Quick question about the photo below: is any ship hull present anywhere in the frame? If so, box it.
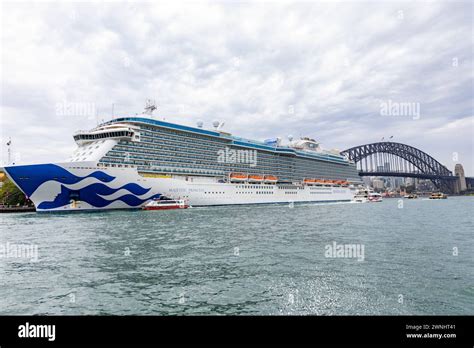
[3,162,356,212]
[2,162,162,212]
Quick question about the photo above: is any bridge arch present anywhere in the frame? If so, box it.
[340,142,456,192]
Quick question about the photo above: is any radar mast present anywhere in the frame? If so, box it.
[143,99,157,115]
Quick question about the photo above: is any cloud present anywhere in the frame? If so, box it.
[1,1,472,175]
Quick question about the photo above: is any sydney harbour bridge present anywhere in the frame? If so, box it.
[340,142,460,193]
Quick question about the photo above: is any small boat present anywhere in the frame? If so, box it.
[303,178,316,184]
[368,192,382,202]
[352,188,382,203]
[404,194,418,199]
[352,188,369,203]
[429,192,447,199]
[143,196,189,210]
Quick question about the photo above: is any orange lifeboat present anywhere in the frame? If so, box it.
[248,174,264,182]
[304,178,316,184]
[229,172,248,181]
[314,179,324,184]
[264,175,278,183]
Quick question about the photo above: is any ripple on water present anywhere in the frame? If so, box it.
[0,197,473,315]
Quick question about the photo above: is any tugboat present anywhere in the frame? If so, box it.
[429,192,447,199]
[142,196,189,210]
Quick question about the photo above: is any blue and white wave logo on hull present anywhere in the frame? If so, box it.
[5,163,161,210]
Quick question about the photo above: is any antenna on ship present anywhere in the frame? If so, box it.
[144,99,157,115]
[6,137,11,165]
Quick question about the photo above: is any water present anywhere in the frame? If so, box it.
[1,197,473,315]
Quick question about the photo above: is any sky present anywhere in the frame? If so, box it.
[1,0,473,175]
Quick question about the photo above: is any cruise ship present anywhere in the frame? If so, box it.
[3,103,362,211]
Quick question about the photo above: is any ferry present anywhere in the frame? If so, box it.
[352,188,383,203]
[2,101,362,211]
[429,192,447,199]
[352,188,369,203]
[404,194,418,199]
[143,197,189,210]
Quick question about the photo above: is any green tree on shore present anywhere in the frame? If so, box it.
[0,174,30,206]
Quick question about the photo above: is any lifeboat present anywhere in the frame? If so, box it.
[304,178,316,184]
[248,174,264,182]
[229,172,248,181]
[322,179,334,185]
[264,175,278,183]
[314,179,325,184]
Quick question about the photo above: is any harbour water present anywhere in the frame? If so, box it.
[0,197,472,315]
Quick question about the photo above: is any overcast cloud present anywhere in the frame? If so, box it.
[1,1,473,174]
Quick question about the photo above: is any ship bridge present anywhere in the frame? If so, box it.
[73,123,141,145]
[68,124,141,163]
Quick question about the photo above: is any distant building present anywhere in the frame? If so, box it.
[372,178,385,190]
[394,177,405,188]
[454,164,467,192]
[362,177,372,186]
[416,179,435,192]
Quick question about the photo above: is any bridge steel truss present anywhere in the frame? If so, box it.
[340,142,457,193]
